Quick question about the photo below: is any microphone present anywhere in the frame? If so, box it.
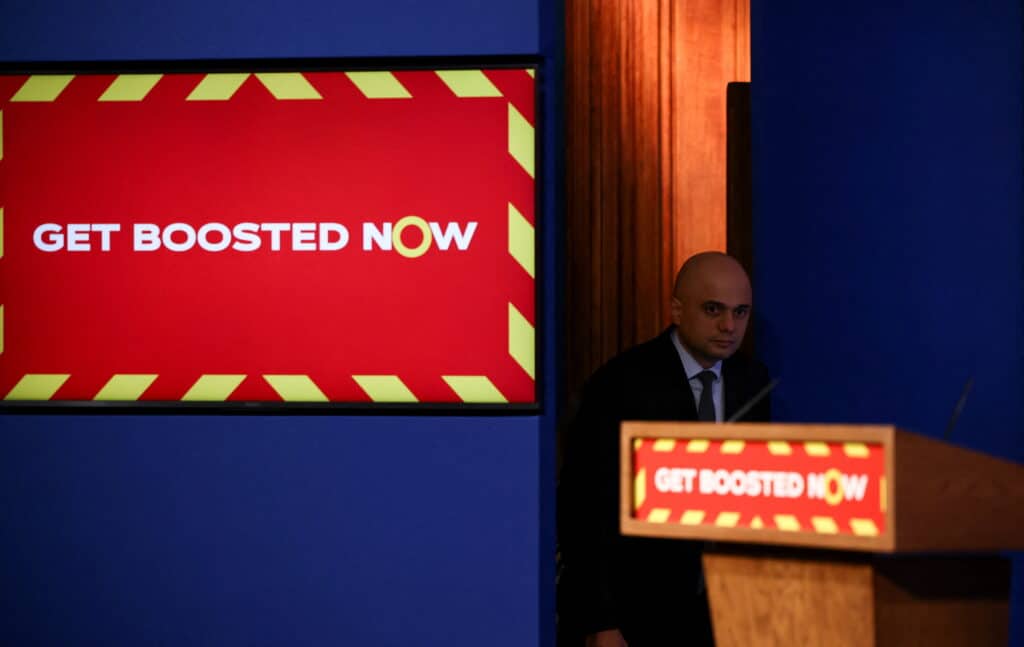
[726,378,779,423]
[943,376,974,440]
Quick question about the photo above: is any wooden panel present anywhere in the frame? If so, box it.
[564,0,751,406]
[874,557,1010,647]
[891,431,1024,552]
[566,0,654,369]
[726,82,752,277]
[621,421,896,444]
[703,551,875,647]
[704,551,1012,647]
[733,0,751,81]
[668,0,749,271]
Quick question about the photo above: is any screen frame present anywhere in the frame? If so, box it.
[0,55,545,414]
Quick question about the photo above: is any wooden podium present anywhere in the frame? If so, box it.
[619,423,1024,647]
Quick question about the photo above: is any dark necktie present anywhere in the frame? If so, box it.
[696,370,717,422]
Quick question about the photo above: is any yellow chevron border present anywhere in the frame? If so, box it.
[11,75,74,102]
[182,374,246,401]
[441,375,507,403]
[352,375,417,402]
[3,70,537,404]
[774,514,801,532]
[811,516,839,534]
[4,69,530,104]
[4,374,70,400]
[94,374,157,400]
[254,73,322,100]
[804,441,830,456]
[633,438,643,451]
[435,70,502,98]
[750,515,764,529]
[0,372,519,402]
[680,510,705,525]
[187,73,250,101]
[634,468,646,510]
[721,440,745,454]
[508,302,535,379]
[850,518,880,536]
[508,202,535,278]
[99,74,162,102]
[715,511,741,528]
[686,439,710,453]
[345,71,411,99]
[767,441,792,455]
[264,374,328,401]
[652,439,676,452]
[646,508,671,523]
[844,442,870,458]
[508,103,534,178]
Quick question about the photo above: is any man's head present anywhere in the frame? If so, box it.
[670,252,752,368]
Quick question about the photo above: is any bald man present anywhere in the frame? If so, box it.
[558,252,771,647]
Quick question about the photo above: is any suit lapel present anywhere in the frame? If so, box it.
[654,328,698,420]
[722,359,743,421]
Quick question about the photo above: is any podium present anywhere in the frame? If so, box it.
[619,423,1024,647]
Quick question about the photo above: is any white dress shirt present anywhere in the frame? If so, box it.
[671,330,724,422]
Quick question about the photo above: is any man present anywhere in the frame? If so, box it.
[558,252,772,647]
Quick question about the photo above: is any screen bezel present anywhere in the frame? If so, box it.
[0,55,544,414]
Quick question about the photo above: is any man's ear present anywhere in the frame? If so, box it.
[670,297,682,325]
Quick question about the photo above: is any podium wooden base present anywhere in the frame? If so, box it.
[703,549,1010,647]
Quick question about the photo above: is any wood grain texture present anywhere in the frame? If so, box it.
[703,551,1012,647]
[704,551,876,647]
[891,431,1024,552]
[620,421,896,443]
[564,0,750,404]
[669,0,747,270]
[726,82,752,277]
[873,557,1010,647]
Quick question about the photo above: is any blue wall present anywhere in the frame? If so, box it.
[0,2,561,646]
[751,1,1024,643]
[2,416,541,645]
[0,1,539,60]
[751,1,1023,458]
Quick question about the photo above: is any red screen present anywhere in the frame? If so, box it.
[0,68,537,404]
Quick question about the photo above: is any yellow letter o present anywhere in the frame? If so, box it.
[392,215,432,258]
[823,468,844,506]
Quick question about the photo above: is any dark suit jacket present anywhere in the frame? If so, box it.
[557,326,771,647]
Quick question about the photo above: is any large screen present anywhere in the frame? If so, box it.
[0,64,537,408]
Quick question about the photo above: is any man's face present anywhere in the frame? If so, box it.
[670,263,752,368]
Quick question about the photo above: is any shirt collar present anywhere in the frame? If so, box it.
[670,327,723,381]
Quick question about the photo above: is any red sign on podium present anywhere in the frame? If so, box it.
[632,436,887,539]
